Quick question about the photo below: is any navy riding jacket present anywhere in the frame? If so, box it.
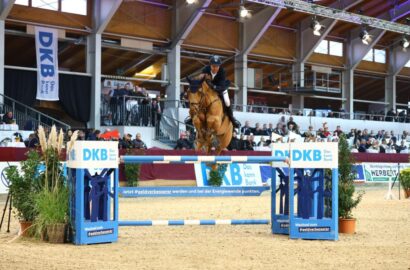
[202,66,228,92]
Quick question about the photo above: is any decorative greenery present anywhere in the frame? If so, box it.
[124,149,140,187]
[6,150,42,221]
[34,187,69,238]
[32,126,77,239]
[399,168,410,190]
[338,134,364,219]
[208,164,227,186]
[125,163,140,187]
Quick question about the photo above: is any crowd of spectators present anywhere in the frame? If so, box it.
[101,82,162,127]
[230,116,410,154]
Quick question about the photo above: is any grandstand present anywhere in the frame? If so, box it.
[0,0,409,149]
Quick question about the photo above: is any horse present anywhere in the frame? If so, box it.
[186,77,233,156]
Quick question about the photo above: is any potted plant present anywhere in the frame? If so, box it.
[338,134,364,234]
[399,168,410,198]
[33,126,76,243]
[5,150,41,236]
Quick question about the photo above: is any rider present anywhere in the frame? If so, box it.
[199,55,241,128]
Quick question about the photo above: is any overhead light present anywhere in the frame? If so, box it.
[310,17,324,36]
[400,36,409,49]
[186,0,196,4]
[360,29,372,45]
[239,6,250,18]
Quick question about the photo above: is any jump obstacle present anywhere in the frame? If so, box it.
[67,141,339,245]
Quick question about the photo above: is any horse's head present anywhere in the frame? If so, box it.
[186,77,205,109]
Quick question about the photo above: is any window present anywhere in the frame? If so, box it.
[32,0,58,10]
[406,60,410,68]
[374,49,386,64]
[363,49,386,64]
[314,40,343,56]
[329,41,343,56]
[363,50,373,62]
[62,0,87,15]
[16,0,87,15]
[314,40,328,54]
[15,0,28,5]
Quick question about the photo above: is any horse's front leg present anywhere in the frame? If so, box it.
[206,115,221,134]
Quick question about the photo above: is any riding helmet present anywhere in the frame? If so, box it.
[209,55,222,66]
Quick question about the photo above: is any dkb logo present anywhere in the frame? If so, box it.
[83,148,109,161]
[274,149,332,162]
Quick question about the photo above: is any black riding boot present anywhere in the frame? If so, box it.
[226,106,241,129]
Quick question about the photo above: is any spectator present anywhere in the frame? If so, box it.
[227,131,240,150]
[287,117,297,130]
[396,140,407,153]
[257,136,266,147]
[27,132,39,148]
[253,123,264,135]
[151,96,162,127]
[266,123,274,137]
[119,134,133,149]
[87,129,101,140]
[273,123,285,136]
[358,139,367,153]
[333,125,343,137]
[174,132,192,150]
[302,125,315,138]
[390,131,397,144]
[261,124,270,136]
[379,139,389,153]
[241,121,252,135]
[133,133,147,149]
[2,111,14,124]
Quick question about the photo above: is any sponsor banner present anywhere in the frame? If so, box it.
[35,27,59,101]
[67,141,119,169]
[272,142,338,169]
[353,165,365,182]
[194,163,264,187]
[0,162,20,194]
[363,163,410,182]
[119,186,269,197]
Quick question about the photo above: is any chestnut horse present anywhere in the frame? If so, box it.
[186,77,232,155]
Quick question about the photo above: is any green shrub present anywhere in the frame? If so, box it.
[208,164,227,186]
[6,150,42,221]
[34,187,69,238]
[399,168,410,190]
[338,134,364,219]
[125,163,140,187]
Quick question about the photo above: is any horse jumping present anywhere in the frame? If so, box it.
[186,78,233,155]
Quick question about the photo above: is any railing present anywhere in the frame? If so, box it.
[0,93,71,131]
[277,70,342,94]
[231,103,408,123]
[155,113,195,147]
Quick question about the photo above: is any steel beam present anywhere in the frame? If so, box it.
[94,0,122,34]
[0,0,14,20]
[240,6,282,55]
[170,0,212,49]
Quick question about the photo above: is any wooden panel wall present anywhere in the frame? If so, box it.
[184,15,238,51]
[357,61,387,73]
[399,67,410,77]
[308,53,344,67]
[251,28,295,60]
[106,2,171,40]
[9,5,91,29]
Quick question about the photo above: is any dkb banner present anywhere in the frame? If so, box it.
[194,163,265,187]
[35,26,59,101]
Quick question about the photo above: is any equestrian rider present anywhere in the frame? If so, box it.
[199,55,241,128]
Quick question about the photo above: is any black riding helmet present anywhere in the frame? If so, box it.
[209,55,222,66]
